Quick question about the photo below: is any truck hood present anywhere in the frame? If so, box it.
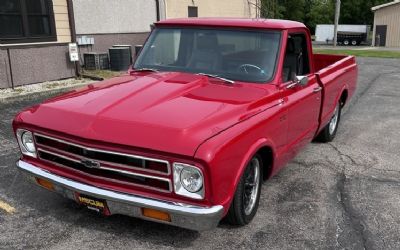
[17,72,278,156]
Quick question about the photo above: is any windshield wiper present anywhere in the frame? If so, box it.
[197,73,235,84]
[132,67,159,72]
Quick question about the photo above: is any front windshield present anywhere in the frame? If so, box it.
[134,27,281,83]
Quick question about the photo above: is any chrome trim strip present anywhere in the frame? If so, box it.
[34,133,171,175]
[17,160,223,231]
[37,148,172,193]
[39,148,81,163]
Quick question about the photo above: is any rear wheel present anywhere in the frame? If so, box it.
[227,154,262,226]
[343,39,350,46]
[351,40,357,46]
[315,101,341,142]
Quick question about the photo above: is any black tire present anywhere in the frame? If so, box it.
[315,102,341,142]
[226,154,263,226]
[351,40,357,46]
[343,39,350,46]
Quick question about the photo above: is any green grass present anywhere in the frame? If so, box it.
[82,69,124,79]
[314,49,400,58]
[45,82,63,89]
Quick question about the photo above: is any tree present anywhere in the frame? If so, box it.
[260,0,284,18]
[260,0,391,34]
[279,0,306,22]
[340,0,391,24]
[305,0,335,33]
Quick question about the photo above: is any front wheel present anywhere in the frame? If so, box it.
[315,102,341,142]
[226,154,262,226]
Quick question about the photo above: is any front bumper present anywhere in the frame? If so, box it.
[17,160,224,231]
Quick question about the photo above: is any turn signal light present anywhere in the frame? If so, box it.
[36,178,54,191]
[142,208,171,222]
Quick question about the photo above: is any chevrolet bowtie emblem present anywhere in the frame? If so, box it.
[80,159,101,169]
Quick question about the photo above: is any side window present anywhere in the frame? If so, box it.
[282,33,310,82]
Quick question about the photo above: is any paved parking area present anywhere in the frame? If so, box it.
[1,57,400,249]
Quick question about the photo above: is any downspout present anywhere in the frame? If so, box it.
[66,0,81,77]
[6,48,14,89]
[156,0,166,20]
[155,0,160,21]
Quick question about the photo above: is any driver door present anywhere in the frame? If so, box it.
[280,33,322,158]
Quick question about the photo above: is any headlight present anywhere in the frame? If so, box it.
[173,163,204,199]
[180,167,203,193]
[16,129,37,158]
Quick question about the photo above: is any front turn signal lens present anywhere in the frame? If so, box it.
[36,178,54,191]
[142,208,171,222]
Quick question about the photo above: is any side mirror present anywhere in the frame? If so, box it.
[296,75,308,86]
[286,75,308,89]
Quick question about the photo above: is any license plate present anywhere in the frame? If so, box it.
[75,193,110,215]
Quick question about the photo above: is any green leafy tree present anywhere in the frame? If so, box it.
[279,0,306,21]
[260,0,392,34]
[260,0,284,18]
[305,0,335,33]
[340,0,391,24]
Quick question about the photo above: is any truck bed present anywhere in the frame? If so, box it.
[313,54,351,72]
[313,53,358,129]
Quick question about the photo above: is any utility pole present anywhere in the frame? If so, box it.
[333,0,341,47]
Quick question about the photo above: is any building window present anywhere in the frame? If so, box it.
[188,6,198,17]
[0,0,57,44]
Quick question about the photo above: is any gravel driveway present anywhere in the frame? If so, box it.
[0,57,399,249]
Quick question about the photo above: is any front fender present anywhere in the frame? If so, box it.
[233,138,274,189]
[194,103,285,215]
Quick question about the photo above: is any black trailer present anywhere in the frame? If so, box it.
[337,31,367,46]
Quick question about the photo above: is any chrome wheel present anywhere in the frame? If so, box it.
[329,105,339,135]
[243,157,261,216]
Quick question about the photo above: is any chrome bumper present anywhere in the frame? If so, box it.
[16,160,224,231]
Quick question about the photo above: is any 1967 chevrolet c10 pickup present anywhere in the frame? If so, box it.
[13,18,357,231]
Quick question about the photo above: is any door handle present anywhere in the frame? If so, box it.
[313,87,322,93]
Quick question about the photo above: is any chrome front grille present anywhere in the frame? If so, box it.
[34,133,172,193]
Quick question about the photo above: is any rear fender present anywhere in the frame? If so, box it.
[316,82,348,134]
[337,84,349,107]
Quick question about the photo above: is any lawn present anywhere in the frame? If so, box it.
[313,49,400,58]
[81,69,124,80]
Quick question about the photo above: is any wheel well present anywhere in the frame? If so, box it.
[340,89,348,108]
[256,146,273,181]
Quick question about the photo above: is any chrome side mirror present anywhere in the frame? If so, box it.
[296,75,308,86]
[286,75,309,89]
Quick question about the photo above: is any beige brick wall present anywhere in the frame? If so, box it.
[165,0,259,19]
[53,0,72,43]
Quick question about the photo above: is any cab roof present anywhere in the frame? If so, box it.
[156,18,306,30]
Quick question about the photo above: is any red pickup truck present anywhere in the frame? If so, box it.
[13,18,357,231]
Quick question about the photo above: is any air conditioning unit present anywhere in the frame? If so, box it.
[83,53,109,70]
[109,47,131,71]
